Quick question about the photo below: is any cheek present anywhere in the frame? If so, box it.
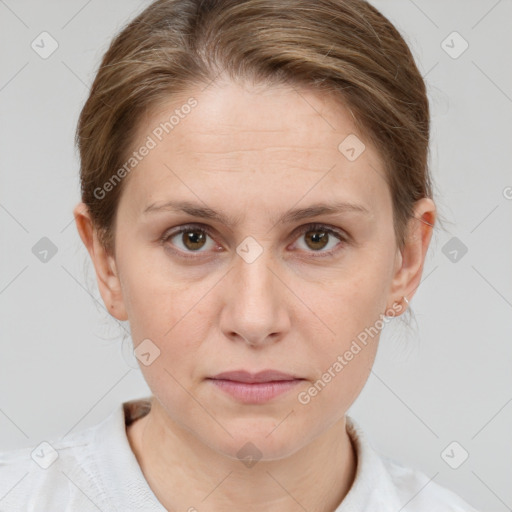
[302,263,391,345]
[116,243,186,334]
[119,256,214,373]
[298,331,379,422]
[296,256,390,398]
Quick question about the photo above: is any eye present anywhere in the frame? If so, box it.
[291,223,347,257]
[161,224,217,255]
[160,222,348,259]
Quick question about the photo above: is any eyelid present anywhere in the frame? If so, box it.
[160,222,349,258]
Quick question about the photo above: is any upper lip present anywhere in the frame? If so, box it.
[209,370,302,383]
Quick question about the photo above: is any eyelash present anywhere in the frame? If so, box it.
[160,222,348,260]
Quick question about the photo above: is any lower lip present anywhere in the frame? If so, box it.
[208,379,303,404]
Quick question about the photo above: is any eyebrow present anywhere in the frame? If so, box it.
[143,199,371,226]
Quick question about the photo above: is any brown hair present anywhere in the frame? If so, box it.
[77,0,435,255]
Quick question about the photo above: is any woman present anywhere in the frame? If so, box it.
[0,0,480,510]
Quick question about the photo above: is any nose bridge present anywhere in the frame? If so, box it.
[220,241,290,345]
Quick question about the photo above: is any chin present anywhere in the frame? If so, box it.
[203,416,311,463]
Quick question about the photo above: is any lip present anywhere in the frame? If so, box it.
[210,370,300,383]
[207,370,304,404]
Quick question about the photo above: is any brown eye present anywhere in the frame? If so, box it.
[303,229,330,251]
[162,226,215,253]
[293,223,346,256]
[181,230,207,251]
[161,222,347,260]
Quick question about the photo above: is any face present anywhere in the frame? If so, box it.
[84,79,420,460]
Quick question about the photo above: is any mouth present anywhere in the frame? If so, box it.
[207,369,305,404]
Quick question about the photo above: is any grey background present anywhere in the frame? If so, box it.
[1,1,511,510]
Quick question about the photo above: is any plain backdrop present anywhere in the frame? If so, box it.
[1,1,511,510]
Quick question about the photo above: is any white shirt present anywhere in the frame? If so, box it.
[0,397,479,511]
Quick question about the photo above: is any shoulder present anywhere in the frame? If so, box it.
[341,416,480,512]
[381,455,479,512]
[0,412,118,511]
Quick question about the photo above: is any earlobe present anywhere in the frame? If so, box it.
[73,202,128,321]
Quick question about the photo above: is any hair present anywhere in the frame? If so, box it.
[77,0,436,259]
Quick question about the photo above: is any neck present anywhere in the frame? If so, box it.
[127,400,357,512]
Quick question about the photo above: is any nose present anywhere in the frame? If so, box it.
[219,245,292,347]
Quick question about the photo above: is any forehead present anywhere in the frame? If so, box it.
[119,80,390,220]
[142,80,360,157]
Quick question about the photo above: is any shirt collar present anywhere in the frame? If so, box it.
[336,416,403,511]
[92,396,166,511]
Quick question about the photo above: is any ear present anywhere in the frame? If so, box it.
[73,202,128,321]
[386,197,436,314]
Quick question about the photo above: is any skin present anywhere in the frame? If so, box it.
[74,78,435,512]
